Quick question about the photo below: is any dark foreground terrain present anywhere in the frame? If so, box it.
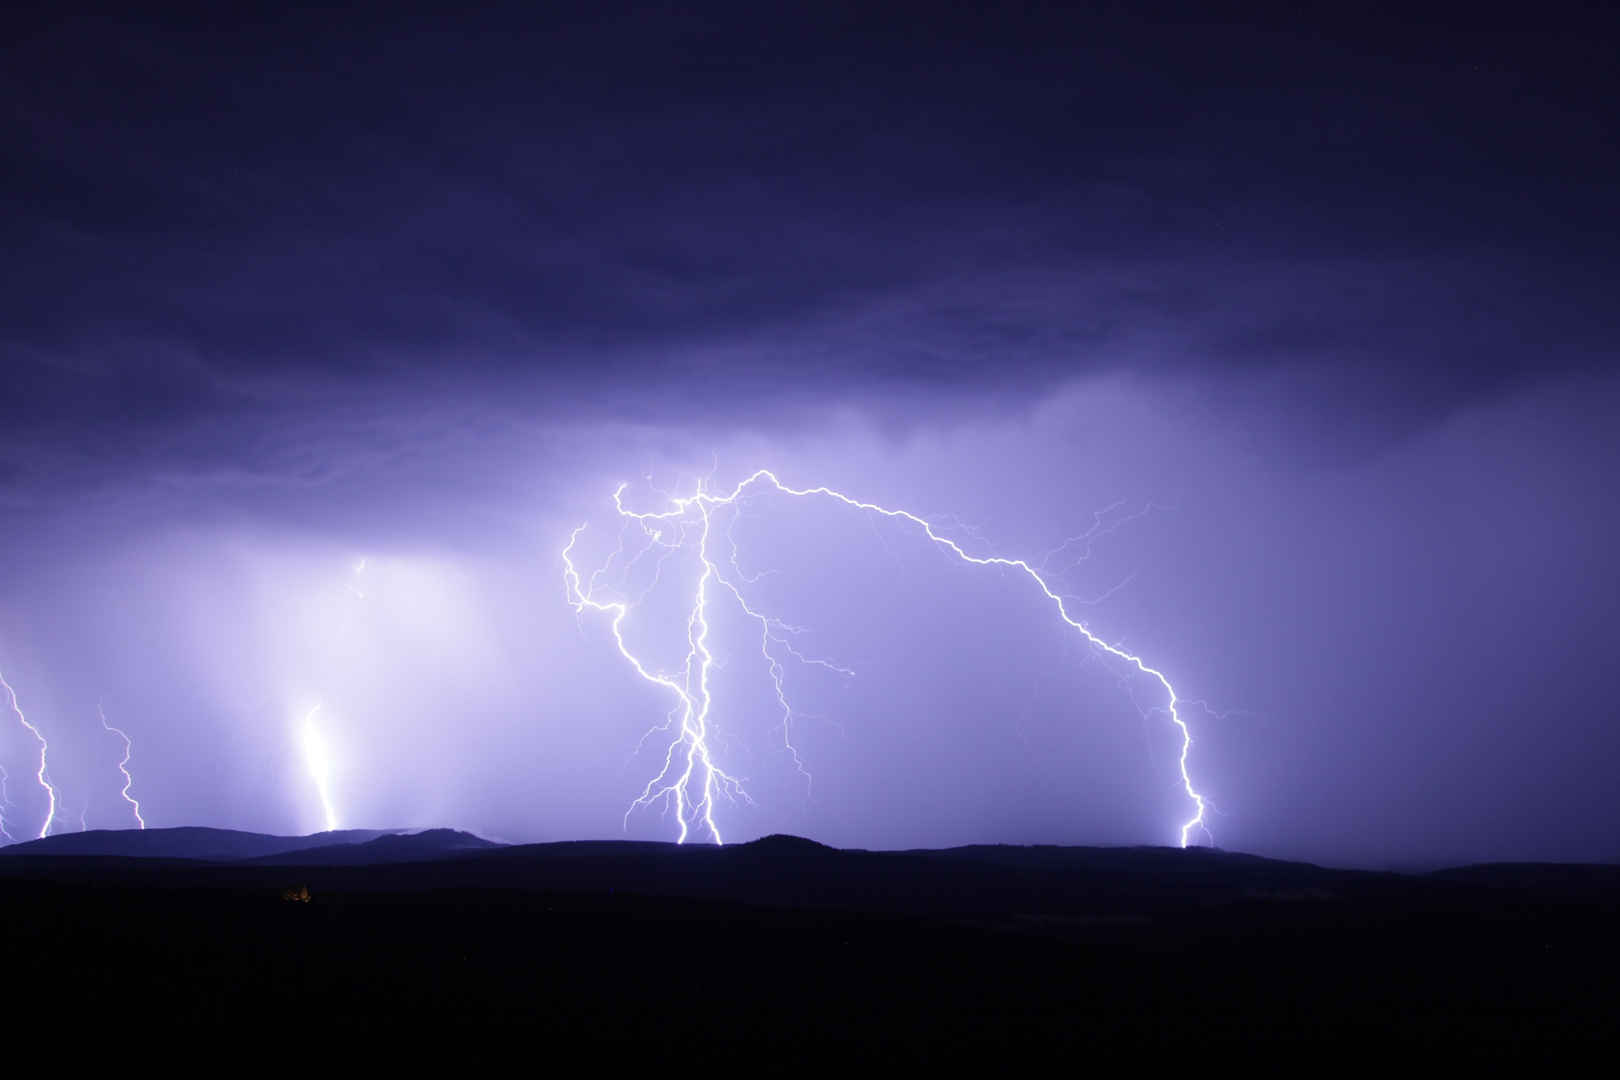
[1,830,1615,1055]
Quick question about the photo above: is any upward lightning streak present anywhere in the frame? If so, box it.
[98,702,146,830]
[564,469,1210,848]
[0,669,58,839]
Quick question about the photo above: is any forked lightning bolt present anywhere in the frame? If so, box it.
[99,702,146,829]
[1,669,59,839]
[563,469,1209,848]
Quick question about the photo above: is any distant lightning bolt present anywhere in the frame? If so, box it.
[564,470,1210,849]
[0,764,14,843]
[347,556,368,600]
[0,668,59,839]
[300,705,339,833]
[98,702,146,830]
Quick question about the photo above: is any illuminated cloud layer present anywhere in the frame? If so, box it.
[1,5,1615,863]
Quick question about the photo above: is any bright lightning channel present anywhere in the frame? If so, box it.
[0,668,59,839]
[99,702,146,830]
[0,763,13,843]
[300,705,339,833]
[563,469,1210,849]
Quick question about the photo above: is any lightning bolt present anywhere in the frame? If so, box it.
[300,704,339,833]
[0,764,14,843]
[564,469,1210,849]
[0,668,59,839]
[347,556,368,600]
[713,511,855,794]
[99,702,146,829]
[564,498,751,844]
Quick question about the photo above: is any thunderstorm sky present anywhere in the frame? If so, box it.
[2,2,1616,864]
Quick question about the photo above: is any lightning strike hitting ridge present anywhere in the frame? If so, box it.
[564,469,1210,849]
[0,764,13,843]
[300,705,339,833]
[1,668,59,839]
[99,703,146,829]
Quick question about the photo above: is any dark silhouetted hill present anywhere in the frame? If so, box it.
[744,833,835,853]
[250,828,503,865]
[0,826,401,861]
[0,828,1616,1048]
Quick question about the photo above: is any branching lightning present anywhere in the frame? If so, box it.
[564,469,1210,849]
[99,702,146,830]
[1,668,59,839]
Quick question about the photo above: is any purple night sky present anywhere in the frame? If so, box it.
[2,3,1615,866]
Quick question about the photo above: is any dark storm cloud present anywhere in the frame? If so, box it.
[4,1,1615,496]
[3,3,1617,862]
